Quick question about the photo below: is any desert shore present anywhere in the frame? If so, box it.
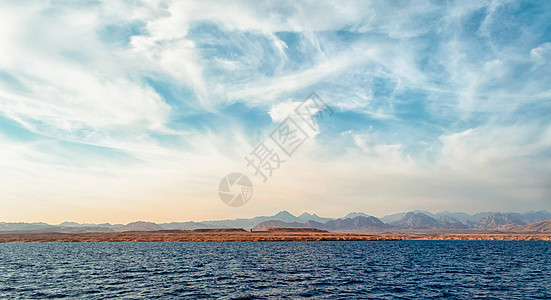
[0,228,550,243]
[0,229,397,243]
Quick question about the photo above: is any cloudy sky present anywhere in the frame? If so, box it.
[0,0,550,223]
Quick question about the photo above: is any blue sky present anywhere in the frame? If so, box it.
[0,0,550,223]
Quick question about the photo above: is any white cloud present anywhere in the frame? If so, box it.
[0,0,550,222]
[0,1,178,153]
[531,42,551,65]
[268,101,300,123]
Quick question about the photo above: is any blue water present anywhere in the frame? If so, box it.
[0,241,549,299]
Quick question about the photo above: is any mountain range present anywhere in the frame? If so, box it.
[1,210,550,234]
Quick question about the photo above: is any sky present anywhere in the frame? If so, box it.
[0,0,550,224]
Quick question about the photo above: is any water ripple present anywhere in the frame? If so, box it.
[0,241,549,299]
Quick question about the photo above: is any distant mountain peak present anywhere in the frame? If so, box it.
[253,215,390,232]
[2,209,551,234]
[478,213,526,228]
[120,221,163,232]
[274,210,295,218]
[296,212,333,223]
[59,221,80,227]
[343,212,371,219]
[438,215,461,223]
[395,212,438,229]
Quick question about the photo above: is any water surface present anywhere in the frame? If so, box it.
[0,241,549,299]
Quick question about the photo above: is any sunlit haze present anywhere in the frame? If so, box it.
[0,1,550,223]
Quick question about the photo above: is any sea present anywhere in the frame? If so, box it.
[0,241,549,299]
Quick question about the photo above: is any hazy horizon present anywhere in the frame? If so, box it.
[1,1,550,223]
[4,208,551,225]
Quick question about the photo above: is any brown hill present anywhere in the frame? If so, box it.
[497,220,551,233]
[522,220,551,232]
[437,216,469,229]
[323,216,390,231]
[264,227,328,233]
[394,212,438,229]
[119,221,163,232]
[252,216,390,232]
[193,228,247,232]
[252,220,310,231]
